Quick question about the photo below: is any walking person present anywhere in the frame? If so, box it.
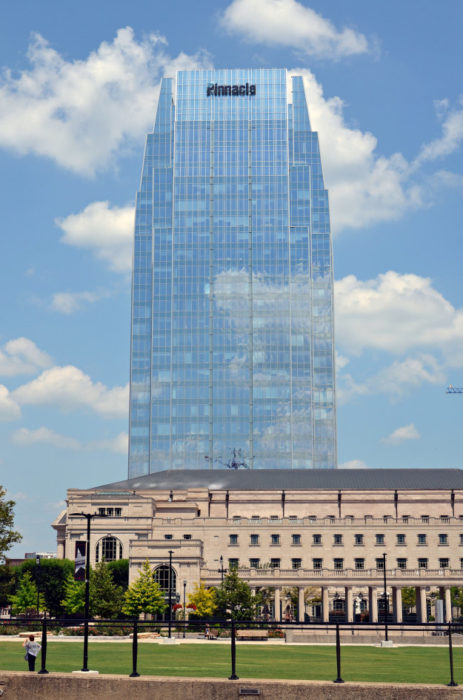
[23,635,41,672]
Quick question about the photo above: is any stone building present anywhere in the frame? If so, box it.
[52,468,463,623]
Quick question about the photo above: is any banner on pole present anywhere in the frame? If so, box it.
[74,541,86,581]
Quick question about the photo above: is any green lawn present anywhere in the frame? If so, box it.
[1,642,461,685]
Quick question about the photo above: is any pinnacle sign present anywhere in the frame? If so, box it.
[207,83,257,97]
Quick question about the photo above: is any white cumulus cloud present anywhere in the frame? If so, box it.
[335,271,463,361]
[414,96,463,166]
[0,28,211,176]
[220,0,369,59]
[0,337,52,376]
[11,426,128,454]
[339,459,368,469]
[51,289,111,314]
[0,385,21,421]
[13,366,128,418]
[56,201,134,273]
[381,423,421,445]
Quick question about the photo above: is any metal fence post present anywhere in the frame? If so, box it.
[130,619,140,678]
[38,616,48,674]
[333,623,344,683]
[447,622,458,687]
[228,619,239,680]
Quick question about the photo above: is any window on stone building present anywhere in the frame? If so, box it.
[250,534,259,546]
[397,558,407,569]
[383,516,391,523]
[355,558,365,569]
[328,516,335,522]
[396,534,406,545]
[271,534,280,545]
[98,507,105,516]
[252,515,261,520]
[334,558,344,570]
[229,534,238,545]
[418,534,427,545]
[292,534,301,545]
[439,558,449,569]
[232,515,241,521]
[115,508,122,517]
[354,534,364,545]
[460,534,463,545]
[334,534,343,545]
[460,558,463,569]
[106,508,114,517]
[270,558,280,568]
[418,558,428,569]
[270,515,279,520]
[313,534,322,545]
[440,515,450,523]
[308,515,317,522]
[439,534,448,545]
[421,515,429,523]
[313,558,323,570]
[376,534,385,545]
[228,558,239,569]
[401,515,409,523]
[292,558,302,569]
[376,558,385,570]
[249,558,260,568]
[164,534,173,540]
[154,565,176,592]
[289,516,297,521]
[95,536,123,563]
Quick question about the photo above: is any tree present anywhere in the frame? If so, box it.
[0,564,15,608]
[122,561,167,618]
[61,573,85,616]
[451,587,463,615]
[90,561,124,618]
[10,571,44,615]
[107,559,129,590]
[16,558,74,617]
[187,582,217,618]
[402,586,416,611]
[0,487,22,562]
[215,570,259,621]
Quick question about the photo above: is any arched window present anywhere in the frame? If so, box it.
[154,565,176,593]
[95,536,123,563]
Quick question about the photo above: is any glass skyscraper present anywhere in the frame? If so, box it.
[129,69,336,476]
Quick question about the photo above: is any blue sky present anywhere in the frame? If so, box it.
[1,0,463,556]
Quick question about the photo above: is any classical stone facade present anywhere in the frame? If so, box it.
[52,469,463,622]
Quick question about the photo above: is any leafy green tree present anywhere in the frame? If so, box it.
[122,561,167,618]
[187,582,217,618]
[215,570,259,621]
[402,586,416,611]
[90,561,124,618]
[0,564,15,608]
[61,573,85,615]
[16,558,74,617]
[107,559,129,590]
[0,487,22,562]
[451,587,463,615]
[10,571,44,615]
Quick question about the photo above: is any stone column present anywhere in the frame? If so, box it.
[345,586,353,622]
[322,587,329,623]
[445,587,452,623]
[274,587,281,622]
[416,586,427,623]
[298,587,305,622]
[369,587,378,623]
[393,587,403,623]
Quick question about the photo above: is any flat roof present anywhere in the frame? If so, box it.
[93,468,463,492]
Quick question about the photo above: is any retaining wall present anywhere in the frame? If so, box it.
[0,673,462,700]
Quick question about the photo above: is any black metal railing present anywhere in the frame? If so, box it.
[0,616,460,686]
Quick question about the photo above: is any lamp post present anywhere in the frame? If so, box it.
[35,555,41,616]
[382,552,389,642]
[70,511,107,672]
[183,580,187,639]
[218,555,226,585]
[168,550,174,639]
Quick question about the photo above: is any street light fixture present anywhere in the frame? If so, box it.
[218,555,226,584]
[168,550,174,639]
[35,555,41,617]
[70,511,107,672]
[382,552,389,642]
[183,580,187,639]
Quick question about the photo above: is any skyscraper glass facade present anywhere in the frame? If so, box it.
[129,69,336,476]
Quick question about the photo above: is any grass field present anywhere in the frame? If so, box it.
[1,642,462,684]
